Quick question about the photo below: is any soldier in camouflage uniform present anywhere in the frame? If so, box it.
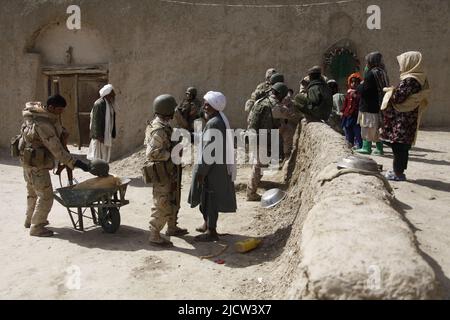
[298,66,329,96]
[279,89,300,160]
[246,83,290,201]
[246,73,285,123]
[145,94,188,246]
[270,82,298,162]
[294,68,333,123]
[20,95,90,237]
[245,68,277,113]
[172,87,202,132]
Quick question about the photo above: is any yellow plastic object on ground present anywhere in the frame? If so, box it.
[73,175,122,190]
[235,238,262,253]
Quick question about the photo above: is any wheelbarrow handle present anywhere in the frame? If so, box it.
[55,163,74,187]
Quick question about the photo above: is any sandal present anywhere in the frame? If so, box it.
[194,233,219,242]
[385,171,406,182]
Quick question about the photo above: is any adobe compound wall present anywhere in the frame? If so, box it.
[267,121,439,299]
[0,0,449,158]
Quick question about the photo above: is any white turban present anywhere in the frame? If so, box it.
[204,91,226,112]
[203,91,237,181]
[99,84,115,98]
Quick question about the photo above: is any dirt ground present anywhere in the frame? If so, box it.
[0,128,449,299]
[370,128,450,299]
[0,147,283,299]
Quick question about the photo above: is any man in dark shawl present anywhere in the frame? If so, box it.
[188,91,237,242]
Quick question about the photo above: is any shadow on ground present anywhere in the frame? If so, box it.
[235,180,288,193]
[129,178,147,188]
[409,157,450,167]
[412,179,450,192]
[50,223,291,269]
[0,150,21,167]
[391,197,450,299]
[411,146,446,154]
[372,152,450,167]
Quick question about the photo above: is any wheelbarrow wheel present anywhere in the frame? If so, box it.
[99,207,121,234]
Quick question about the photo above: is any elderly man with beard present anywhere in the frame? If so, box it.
[188,91,237,242]
[87,84,117,163]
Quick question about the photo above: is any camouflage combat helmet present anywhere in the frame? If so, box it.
[308,65,322,75]
[185,87,198,97]
[89,159,110,177]
[153,94,177,116]
[270,73,285,85]
[271,82,289,99]
[265,68,277,80]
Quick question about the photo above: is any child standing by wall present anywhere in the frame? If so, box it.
[355,52,390,155]
[341,73,363,149]
[327,79,345,135]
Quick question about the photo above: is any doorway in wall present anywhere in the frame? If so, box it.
[323,44,360,92]
[44,66,108,149]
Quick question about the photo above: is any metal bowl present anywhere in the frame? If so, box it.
[261,188,287,209]
[337,155,380,172]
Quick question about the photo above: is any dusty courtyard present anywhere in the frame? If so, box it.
[0,128,449,299]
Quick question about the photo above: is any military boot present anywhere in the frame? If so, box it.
[25,218,49,229]
[166,225,189,237]
[24,216,32,229]
[247,192,262,202]
[165,216,189,237]
[30,224,54,237]
[149,229,173,247]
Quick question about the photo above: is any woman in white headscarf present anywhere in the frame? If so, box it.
[188,91,237,242]
[380,51,430,181]
[87,84,117,163]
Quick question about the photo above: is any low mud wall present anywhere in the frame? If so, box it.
[271,121,439,299]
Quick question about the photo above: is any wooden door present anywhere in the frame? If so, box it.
[77,75,108,147]
[46,73,108,148]
[47,75,78,145]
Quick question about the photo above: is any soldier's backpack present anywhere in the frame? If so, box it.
[306,81,333,121]
[10,123,26,158]
[10,134,22,158]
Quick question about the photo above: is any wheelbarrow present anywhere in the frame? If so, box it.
[53,178,131,233]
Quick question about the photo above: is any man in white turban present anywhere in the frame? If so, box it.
[188,91,237,242]
[87,84,117,163]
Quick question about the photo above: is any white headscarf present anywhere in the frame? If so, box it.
[203,91,237,182]
[398,51,428,87]
[99,84,115,98]
[99,84,115,147]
